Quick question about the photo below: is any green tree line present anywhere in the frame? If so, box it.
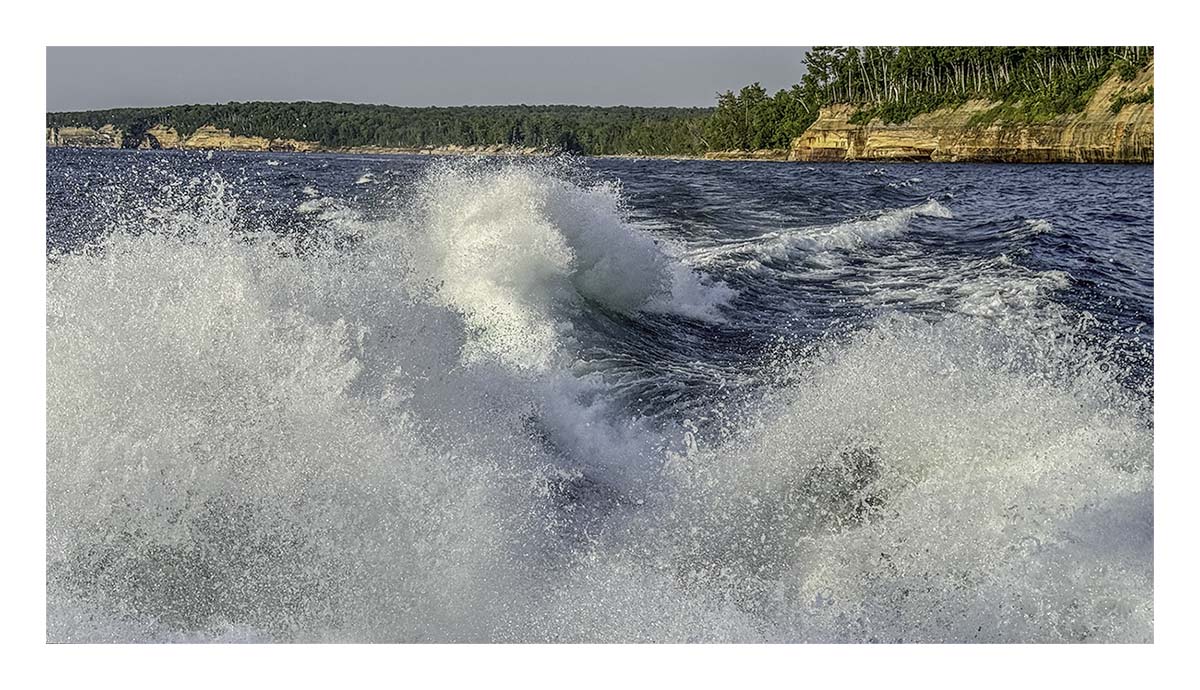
[46,102,713,156]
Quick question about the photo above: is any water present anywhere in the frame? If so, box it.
[46,148,1153,642]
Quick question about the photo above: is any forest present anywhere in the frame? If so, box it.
[48,47,1152,156]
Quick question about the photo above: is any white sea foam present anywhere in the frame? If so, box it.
[1024,218,1054,235]
[46,163,1151,642]
[851,253,1074,319]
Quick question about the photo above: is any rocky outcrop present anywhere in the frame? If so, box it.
[47,123,321,152]
[46,125,124,148]
[177,125,321,152]
[137,125,183,149]
[790,62,1153,163]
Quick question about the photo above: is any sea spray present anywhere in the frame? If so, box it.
[408,160,734,371]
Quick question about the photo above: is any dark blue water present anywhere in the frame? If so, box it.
[46,148,1154,642]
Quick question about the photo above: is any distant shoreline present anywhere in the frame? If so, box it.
[45,142,1153,165]
[46,49,1154,165]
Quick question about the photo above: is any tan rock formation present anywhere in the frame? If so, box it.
[179,125,320,152]
[139,125,183,149]
[790,62,1153,164]
[46,124,124,148]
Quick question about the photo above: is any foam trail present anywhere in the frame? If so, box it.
[692,199,953,269]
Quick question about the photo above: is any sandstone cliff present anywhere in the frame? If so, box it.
[176,125,321,152]
[46,124,124,148]
[789,62,1153,163]
[138,125,184,149]
[46,124,322,152]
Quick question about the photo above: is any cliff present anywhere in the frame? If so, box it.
[46,124,124,148]
[175,125,321,152]
[45,124,322,152]
[138,125,183,149]
[790,62,1153,163]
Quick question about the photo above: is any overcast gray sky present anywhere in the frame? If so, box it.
[47,47,811,111]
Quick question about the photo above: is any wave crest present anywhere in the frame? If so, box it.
[409,161,734,371]
[693,199,953,270]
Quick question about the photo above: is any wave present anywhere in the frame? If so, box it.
[405,161,734,371]
[46,161,1151,642]
[691,199,953,271]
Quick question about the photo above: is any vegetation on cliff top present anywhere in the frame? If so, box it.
[47,47,1152,156]
[704,47,1153,150]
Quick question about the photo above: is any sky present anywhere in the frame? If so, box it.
[46,47,811,112]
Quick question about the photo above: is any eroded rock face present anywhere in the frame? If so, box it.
[138,125,184,149]
[178,125,321,152]
[48,123,322,152]
[790,62,1153,164]
[46,125,124,148]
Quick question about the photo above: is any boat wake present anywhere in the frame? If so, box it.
[46,158,1152,642]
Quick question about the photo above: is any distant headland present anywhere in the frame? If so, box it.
[47,47,1153,163]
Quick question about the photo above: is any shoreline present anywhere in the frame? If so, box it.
[44,143,1154,165]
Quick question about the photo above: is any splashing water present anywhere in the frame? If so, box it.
[46,152,1152,642]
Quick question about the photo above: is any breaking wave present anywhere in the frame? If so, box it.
[407,162,734,371]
